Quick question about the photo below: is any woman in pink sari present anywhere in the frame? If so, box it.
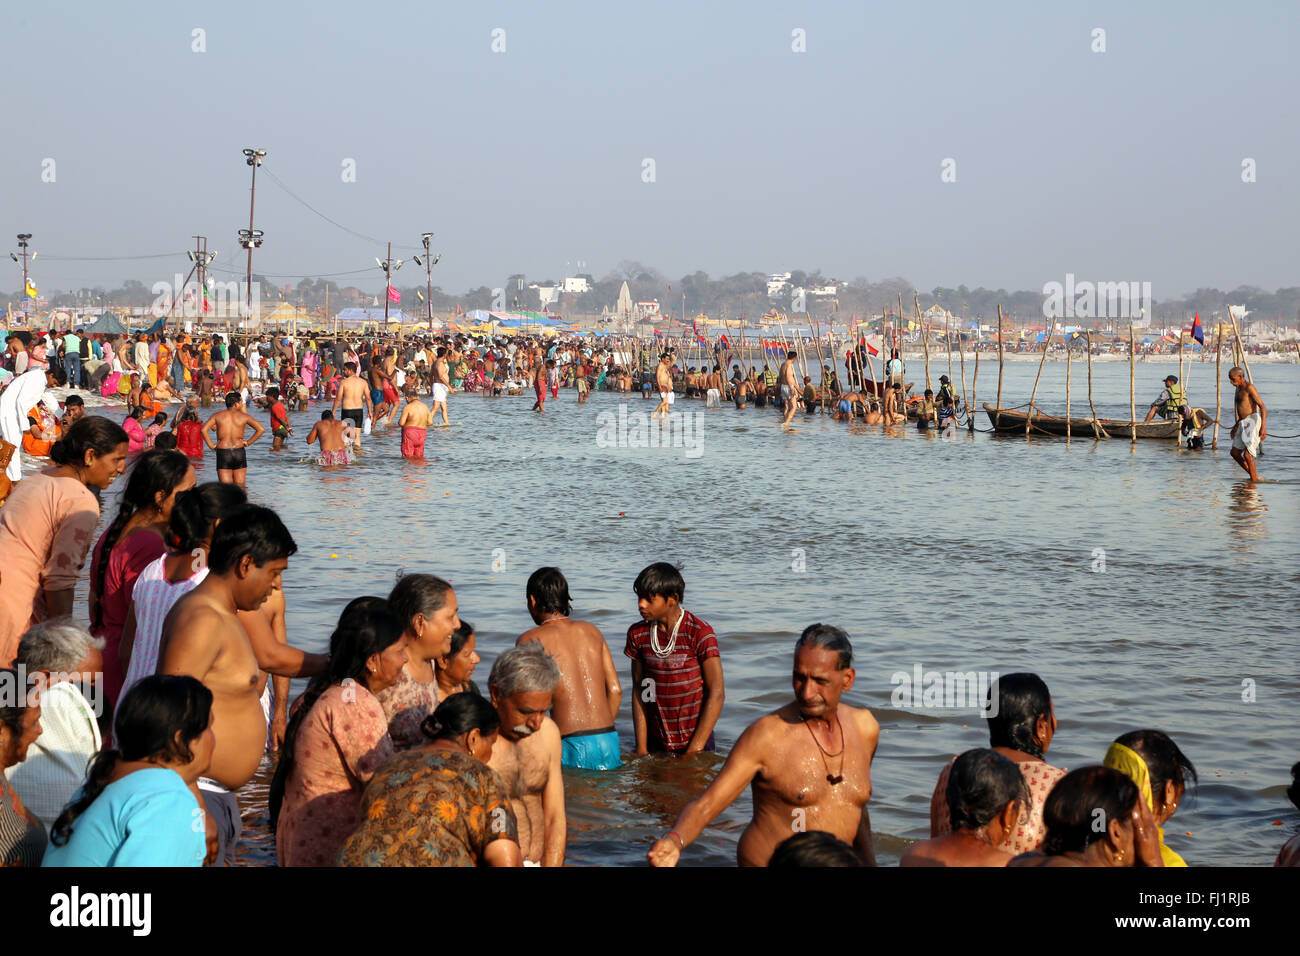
[88,450,195,717]
[300,347,317,393]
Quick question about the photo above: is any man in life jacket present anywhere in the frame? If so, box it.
[1143,375,1189,423]
[936,375,957,409]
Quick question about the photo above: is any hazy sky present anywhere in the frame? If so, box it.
[4,0,1296,300]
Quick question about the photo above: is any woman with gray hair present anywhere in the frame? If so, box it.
[4,621,104,831]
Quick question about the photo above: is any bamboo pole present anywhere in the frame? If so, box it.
[1128,325,1137,443]
[812,322,828,413]
[921,322,932,394]
[1085,331,1106,439]
[995,304,1005,413]
[1026,328,1053,436]
[958,325,969,415]
[945,314,953,388]
[1065,336,1072,443]
[1213,329,1222,449]
[1227,310,1253,382]
[969,348,979,432]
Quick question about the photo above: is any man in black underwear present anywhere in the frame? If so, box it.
[202,391,265,490]
[331,361,372,454]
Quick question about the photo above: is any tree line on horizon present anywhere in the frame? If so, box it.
[11,263,1300,328]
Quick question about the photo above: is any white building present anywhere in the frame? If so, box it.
[767,273,791,298]
[810,283,838,297]
[530,284,560,308]
[563,276,591,295]
[635,300,660,318]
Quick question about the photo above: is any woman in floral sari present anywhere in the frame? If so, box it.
[339,693,520,867]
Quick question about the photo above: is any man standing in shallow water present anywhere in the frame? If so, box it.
[647,624,878,867]
[202,391,264,490]
[1228,366,1267,481]
[516,567,623,771]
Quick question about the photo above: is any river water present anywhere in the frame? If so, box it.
[78,357,1300,866]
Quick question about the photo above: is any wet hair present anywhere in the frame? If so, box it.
[49,416,129,467]
[633,562,685,602]
[986,673,1053,759]
[344,361,357,373]
[271,597,404,830]
[768,831,865,867]
[266,387,279,400]
[224,391,241,408]
[92,450,192,629]
[795,623,853,669]
[320,410,333,420]
[946,748,1030,831]
[16,620,103,674]
[787,350,797,359]
[448,619,475,657]
[167,482,248,552]
[51,675,212,846]
[206,503,298,575]
[1113,729,1197,807]
[527,567,572,618]
[388,573,453,634]
[488,643,560,698]
[420,692,499,742]
[153,432,177,451]
[1040,766,1140,856]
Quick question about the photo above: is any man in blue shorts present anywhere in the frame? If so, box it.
[516,567,623,770]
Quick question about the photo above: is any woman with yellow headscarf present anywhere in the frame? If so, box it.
[1103,730,1197,867]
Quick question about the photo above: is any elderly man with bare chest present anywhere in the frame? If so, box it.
[487,643,566,866]
[648,624,879,867]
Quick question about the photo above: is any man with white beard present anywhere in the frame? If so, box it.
[486,644,566,867]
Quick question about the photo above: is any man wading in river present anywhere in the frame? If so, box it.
[647,624,878,867]
[1228,366,1267,481]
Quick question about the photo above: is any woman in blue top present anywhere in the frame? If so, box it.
[43,675,213,867]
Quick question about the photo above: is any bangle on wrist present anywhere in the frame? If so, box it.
[668,830,685,850]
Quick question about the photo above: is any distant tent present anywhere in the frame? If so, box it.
[85,312,127,335]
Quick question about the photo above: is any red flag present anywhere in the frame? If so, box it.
[859,335,879,356]
[387,285,400,303]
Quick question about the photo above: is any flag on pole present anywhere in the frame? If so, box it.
[25,280,38,299]
[1190,313,1204,344]
[719,333,731,349]
[859,335,879,356]
[387,285,400,303]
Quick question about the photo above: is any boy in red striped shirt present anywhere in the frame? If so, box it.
[625,563,725,755]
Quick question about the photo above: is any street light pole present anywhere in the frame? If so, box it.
[413,233,440,335]
[241,148,266,318]
[12,233,34,325]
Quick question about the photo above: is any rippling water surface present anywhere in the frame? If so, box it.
[82,359,1300,866]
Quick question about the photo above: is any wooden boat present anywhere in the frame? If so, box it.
[982,403,1180,439]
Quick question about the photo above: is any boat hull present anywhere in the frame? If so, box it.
[982,403,1180,439]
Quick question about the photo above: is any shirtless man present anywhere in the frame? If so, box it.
[331,362,372,453]
[883,384,908,424]
[831,390,870,422]
[648,624,878,867]
[228,359,250,407]
[1228,366,1267,481]
[733,375,752,409]
[157,505,318,865]
[652,352,675,419]
[516,567,622,771]
[487,644,566,866]
[779,350,800,428]
[531,361,549,413]
[431,347,451,425]
[306,410,354,466]
[381,348,401,424]
[397,385,432,458]
[705,365,724,408]
[202,392,265,489]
